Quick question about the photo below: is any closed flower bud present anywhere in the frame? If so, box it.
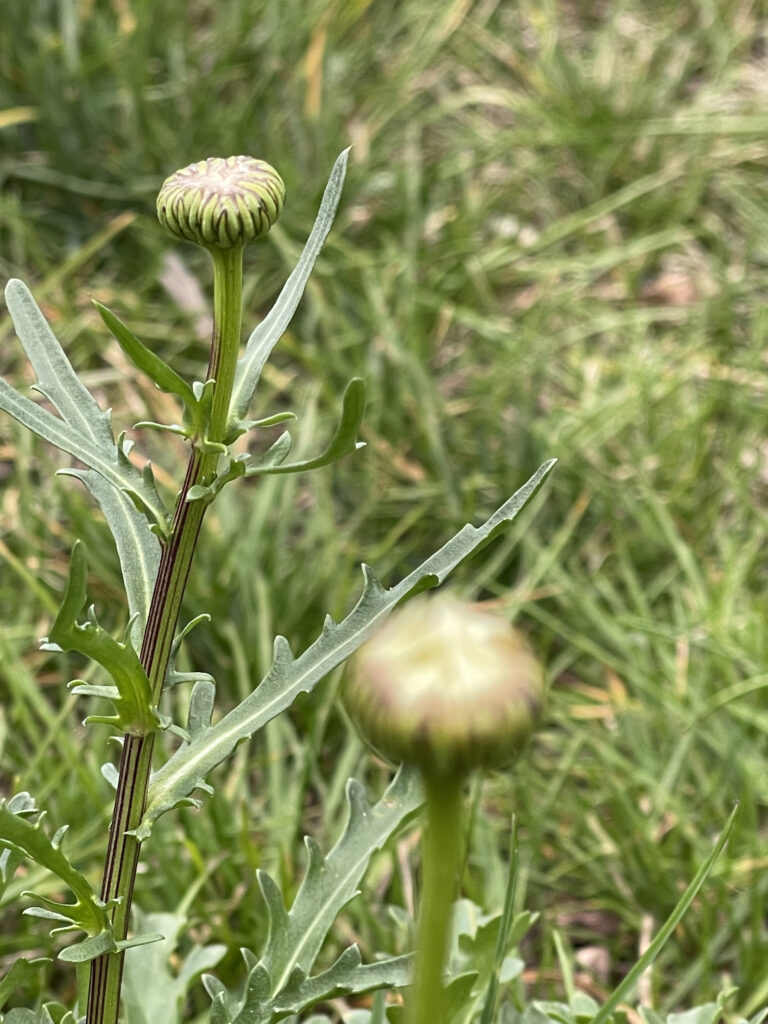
[344,594,545,777]
[156,155,285,249]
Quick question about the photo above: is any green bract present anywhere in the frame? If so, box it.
[343,593,546,777]
[156,155,285,248]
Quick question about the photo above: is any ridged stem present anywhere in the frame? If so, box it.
[86,246,244,1024]
[409,772,464,1024]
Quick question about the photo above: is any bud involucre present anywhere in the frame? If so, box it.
[157,156,285,249]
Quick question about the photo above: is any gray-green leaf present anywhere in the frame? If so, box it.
[141,459,554,836]
[1,280,169,535]
[1,281,164,639]
[43,542,161,736]
[122,908,226,1024]
[0,795,112,955]
[228,149,349,427]
[261,767,421,993]
[203,771,419,1024]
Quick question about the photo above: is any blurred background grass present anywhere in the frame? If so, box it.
[2,0,768,1015]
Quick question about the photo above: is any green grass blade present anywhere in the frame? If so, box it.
[589,805,739,1024]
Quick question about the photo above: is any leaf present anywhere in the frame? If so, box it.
[95,300,215,446]
[0,793,36,898]
[141,459,555,836]
[443,974,479,1023]
[61,469,161,648]
[218,947,412,1024]
[228,149,350,428]
[0,957,51,1011]
[94,302,198,412]
[0,795,112,956]
[203,772,418,1024]
[261,767,421,992]
[41,542,162,736]
[274,948,411,1016]
[165,614,215,689]
[233,411,297,432]
[250,378,365,476]
[121,908,226,1024]
[4,1003,79,1024]
[445,899,529,1024]
[1,280,169,536]
[189,379,366,505]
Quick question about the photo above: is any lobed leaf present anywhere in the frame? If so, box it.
[0,795,112,958]
[260,767,421,992]
[203,771,420,1024]
[41,542,162,736]
[188,378,365,505]
[141,459,555,836]
[207,946,411,1024]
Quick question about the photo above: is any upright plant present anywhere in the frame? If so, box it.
[0,152,555,1023]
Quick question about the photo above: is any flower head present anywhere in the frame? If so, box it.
[344,593,545,777]
[156,155,285,249]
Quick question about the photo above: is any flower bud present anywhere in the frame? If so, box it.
[344,594,545,777]
[156,156,285,249]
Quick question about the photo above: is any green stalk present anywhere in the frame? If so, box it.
[86,246,244,1024]
[409,772,464,1024]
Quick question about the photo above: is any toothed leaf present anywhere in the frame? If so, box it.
[214,945,411,1024]
[44,542,161,736]
[142,461,554,834]
[260,767,421,992]
[271,947,412,1017]
[203,773,418,1022]
[0,796,111,954]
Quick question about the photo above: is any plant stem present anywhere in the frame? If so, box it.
[409,772,464,1024]
[86,246,244,1024]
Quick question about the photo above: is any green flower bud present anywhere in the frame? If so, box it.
[156,155,285,249]
[344,594,545,777]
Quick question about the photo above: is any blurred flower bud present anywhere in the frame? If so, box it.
[344,594,545,777]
